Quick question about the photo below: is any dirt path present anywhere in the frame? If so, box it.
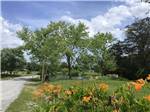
[0,76,37,112]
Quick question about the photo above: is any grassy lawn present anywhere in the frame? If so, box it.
[6,77,150,112]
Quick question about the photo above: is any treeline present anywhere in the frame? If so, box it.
[1,17,150,81]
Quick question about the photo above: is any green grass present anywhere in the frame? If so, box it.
[6,86,34,112]
[6,77,150,112]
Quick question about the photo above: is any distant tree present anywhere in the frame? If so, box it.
[1,47,26,74]
[26,61,40,72]
[77,53,95,72]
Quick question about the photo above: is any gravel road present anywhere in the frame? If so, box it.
[0,76,36,112]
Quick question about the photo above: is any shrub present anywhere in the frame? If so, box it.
[71,70,79,77]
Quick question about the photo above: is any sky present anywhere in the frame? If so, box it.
[1,0,150,48]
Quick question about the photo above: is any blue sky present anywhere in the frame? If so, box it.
[1,1,122,28]
[1,1,150,48]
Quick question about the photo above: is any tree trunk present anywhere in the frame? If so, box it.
[10,71,12,75]
[67,55,71,79]
[45,64,49,81]
[41,61,45,82]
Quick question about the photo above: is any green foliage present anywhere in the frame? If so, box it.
[1,47,26,74]
[17,21,117,81]
[89,33,117,74]
[70,69,80,77]
[17,22,65,81]
[111,17,150,79]
[61,22,89,79]
[26,61,40,72]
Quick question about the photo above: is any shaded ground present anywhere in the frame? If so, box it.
[0,76,38,112]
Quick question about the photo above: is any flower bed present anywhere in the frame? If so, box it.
[31,75,150,112]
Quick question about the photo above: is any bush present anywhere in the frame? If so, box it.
[82,72,100,77]
[71,70,79,77]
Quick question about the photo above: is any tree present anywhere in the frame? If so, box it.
[126,17,150,67]
[126,17,150,77]
[1,47,26,74]
[17,22,65,81]
[26,61,40,72]
[61,22,88,79]
[89,33,117,74]
[112,17,150,79]
[77,52,95,72]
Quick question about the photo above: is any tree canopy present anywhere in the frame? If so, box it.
[111,17,150,79]
[17,21,116,81]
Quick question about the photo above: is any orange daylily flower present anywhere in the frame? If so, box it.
[33,83,62,98]
[64,90,73,95]
[99,83,109,92]
[32,89,44,98]
[136,79,145,85]
[131,82,143,91]
[130,78,145,91]
[53,85,62,94]
[82,95,92,103]
[144,95,150,101]
[146,74,150,80]
[112,109,120,112]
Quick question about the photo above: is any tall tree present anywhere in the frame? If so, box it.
[112,17,150,79]
[17,22,64,81]
[125,17,150,67]
[89,33,117,74]
[61,22,88,79]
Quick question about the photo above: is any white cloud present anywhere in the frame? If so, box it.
[0,17,23,48]
[60,1,150,40]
